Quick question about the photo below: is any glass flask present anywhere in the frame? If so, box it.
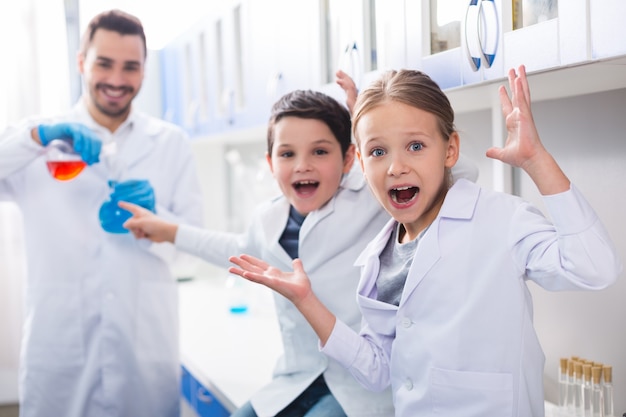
[45,139,86,181]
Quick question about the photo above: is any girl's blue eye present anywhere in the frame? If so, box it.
[371,148,385,157]
[410,142,423,151]
[280,151,294,158]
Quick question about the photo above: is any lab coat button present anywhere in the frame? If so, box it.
[401,317,412,328]
[404,378,413,390]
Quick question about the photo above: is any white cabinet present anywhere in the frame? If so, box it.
[373,0,407,73]
[589,0,626,59]
[242,0,321,112]
[502,0,589,73]
[404,0,505,90]
[159,1,626,136]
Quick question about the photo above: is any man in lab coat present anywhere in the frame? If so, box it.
[0,9,203,417]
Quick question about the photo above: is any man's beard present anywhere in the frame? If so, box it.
[92,83,136,118]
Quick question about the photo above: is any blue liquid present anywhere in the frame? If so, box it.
[99,199,131,234]
[229,304,248,314]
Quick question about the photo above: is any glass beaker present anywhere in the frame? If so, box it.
[45,139,86,181]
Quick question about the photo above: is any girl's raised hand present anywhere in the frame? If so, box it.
[486,65,545,170]
[229,254,313,306]
[486,65,570,195]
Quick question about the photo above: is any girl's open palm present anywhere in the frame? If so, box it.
[486,65,546,170]
[229,254,313,306]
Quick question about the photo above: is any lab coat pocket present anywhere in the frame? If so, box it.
[136,281,178,363]
[430,367,513,416]
[26,284,84,368]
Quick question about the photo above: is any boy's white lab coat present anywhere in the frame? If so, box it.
[323,179,622,417]
[176,165,395,416]
[0,102,203,417]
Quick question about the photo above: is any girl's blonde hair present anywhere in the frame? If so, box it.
[352,69,456,146]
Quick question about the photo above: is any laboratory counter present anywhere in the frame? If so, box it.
[178,276,283,414]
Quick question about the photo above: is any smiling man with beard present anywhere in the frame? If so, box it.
[0,9,203,417]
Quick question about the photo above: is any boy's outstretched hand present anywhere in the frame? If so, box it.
[118,201,178,243]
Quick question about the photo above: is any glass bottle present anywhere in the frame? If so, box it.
[582,364,593,417]
[591,366,604,417]
[559,357,569,408]
[568,359,577,414]
[574,361,583,414]
[602,366,614,417]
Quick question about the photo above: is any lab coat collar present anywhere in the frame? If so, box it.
[437,178,479,221]
[353,179,480,303]
[70,100,137,133]
[401,179,480,303]
[300,163,367,241]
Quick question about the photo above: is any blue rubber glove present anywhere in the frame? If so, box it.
[38,123,102,165]
[99,179,156,234]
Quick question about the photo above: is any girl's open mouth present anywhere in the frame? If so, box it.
[390,186,418,204]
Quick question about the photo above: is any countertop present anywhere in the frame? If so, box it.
[178,276,283,411]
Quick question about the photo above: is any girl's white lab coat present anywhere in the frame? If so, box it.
[175,165,395,416]
[323,179,622,417]
[0,102,203,417]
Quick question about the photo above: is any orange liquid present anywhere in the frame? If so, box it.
[46,160,87,181]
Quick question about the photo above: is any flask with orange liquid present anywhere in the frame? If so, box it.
[45,139,86,181]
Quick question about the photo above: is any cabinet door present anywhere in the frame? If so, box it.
[180,365,193,404]
[589,0,626,60]
[323,0,377,91]
[374,0,407,72]
[194,384,230,417]
[503,0,590,73]
[181,365,231,417]
[243,0,321,108]
[405,0,467,89]
[407,0,505,89]
[159,19,219,136]
[159,45,185,129]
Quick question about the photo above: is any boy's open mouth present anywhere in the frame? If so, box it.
[293,180,319,194]
[390,186,419,204]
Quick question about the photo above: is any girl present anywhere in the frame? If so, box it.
[228,66,622,416]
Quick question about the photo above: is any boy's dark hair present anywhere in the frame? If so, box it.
[80,9,147,60]
[267,90,352,157]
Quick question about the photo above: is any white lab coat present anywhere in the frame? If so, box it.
[0,102,203,417]
[322,179,622,417]
[175,165,395,416]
